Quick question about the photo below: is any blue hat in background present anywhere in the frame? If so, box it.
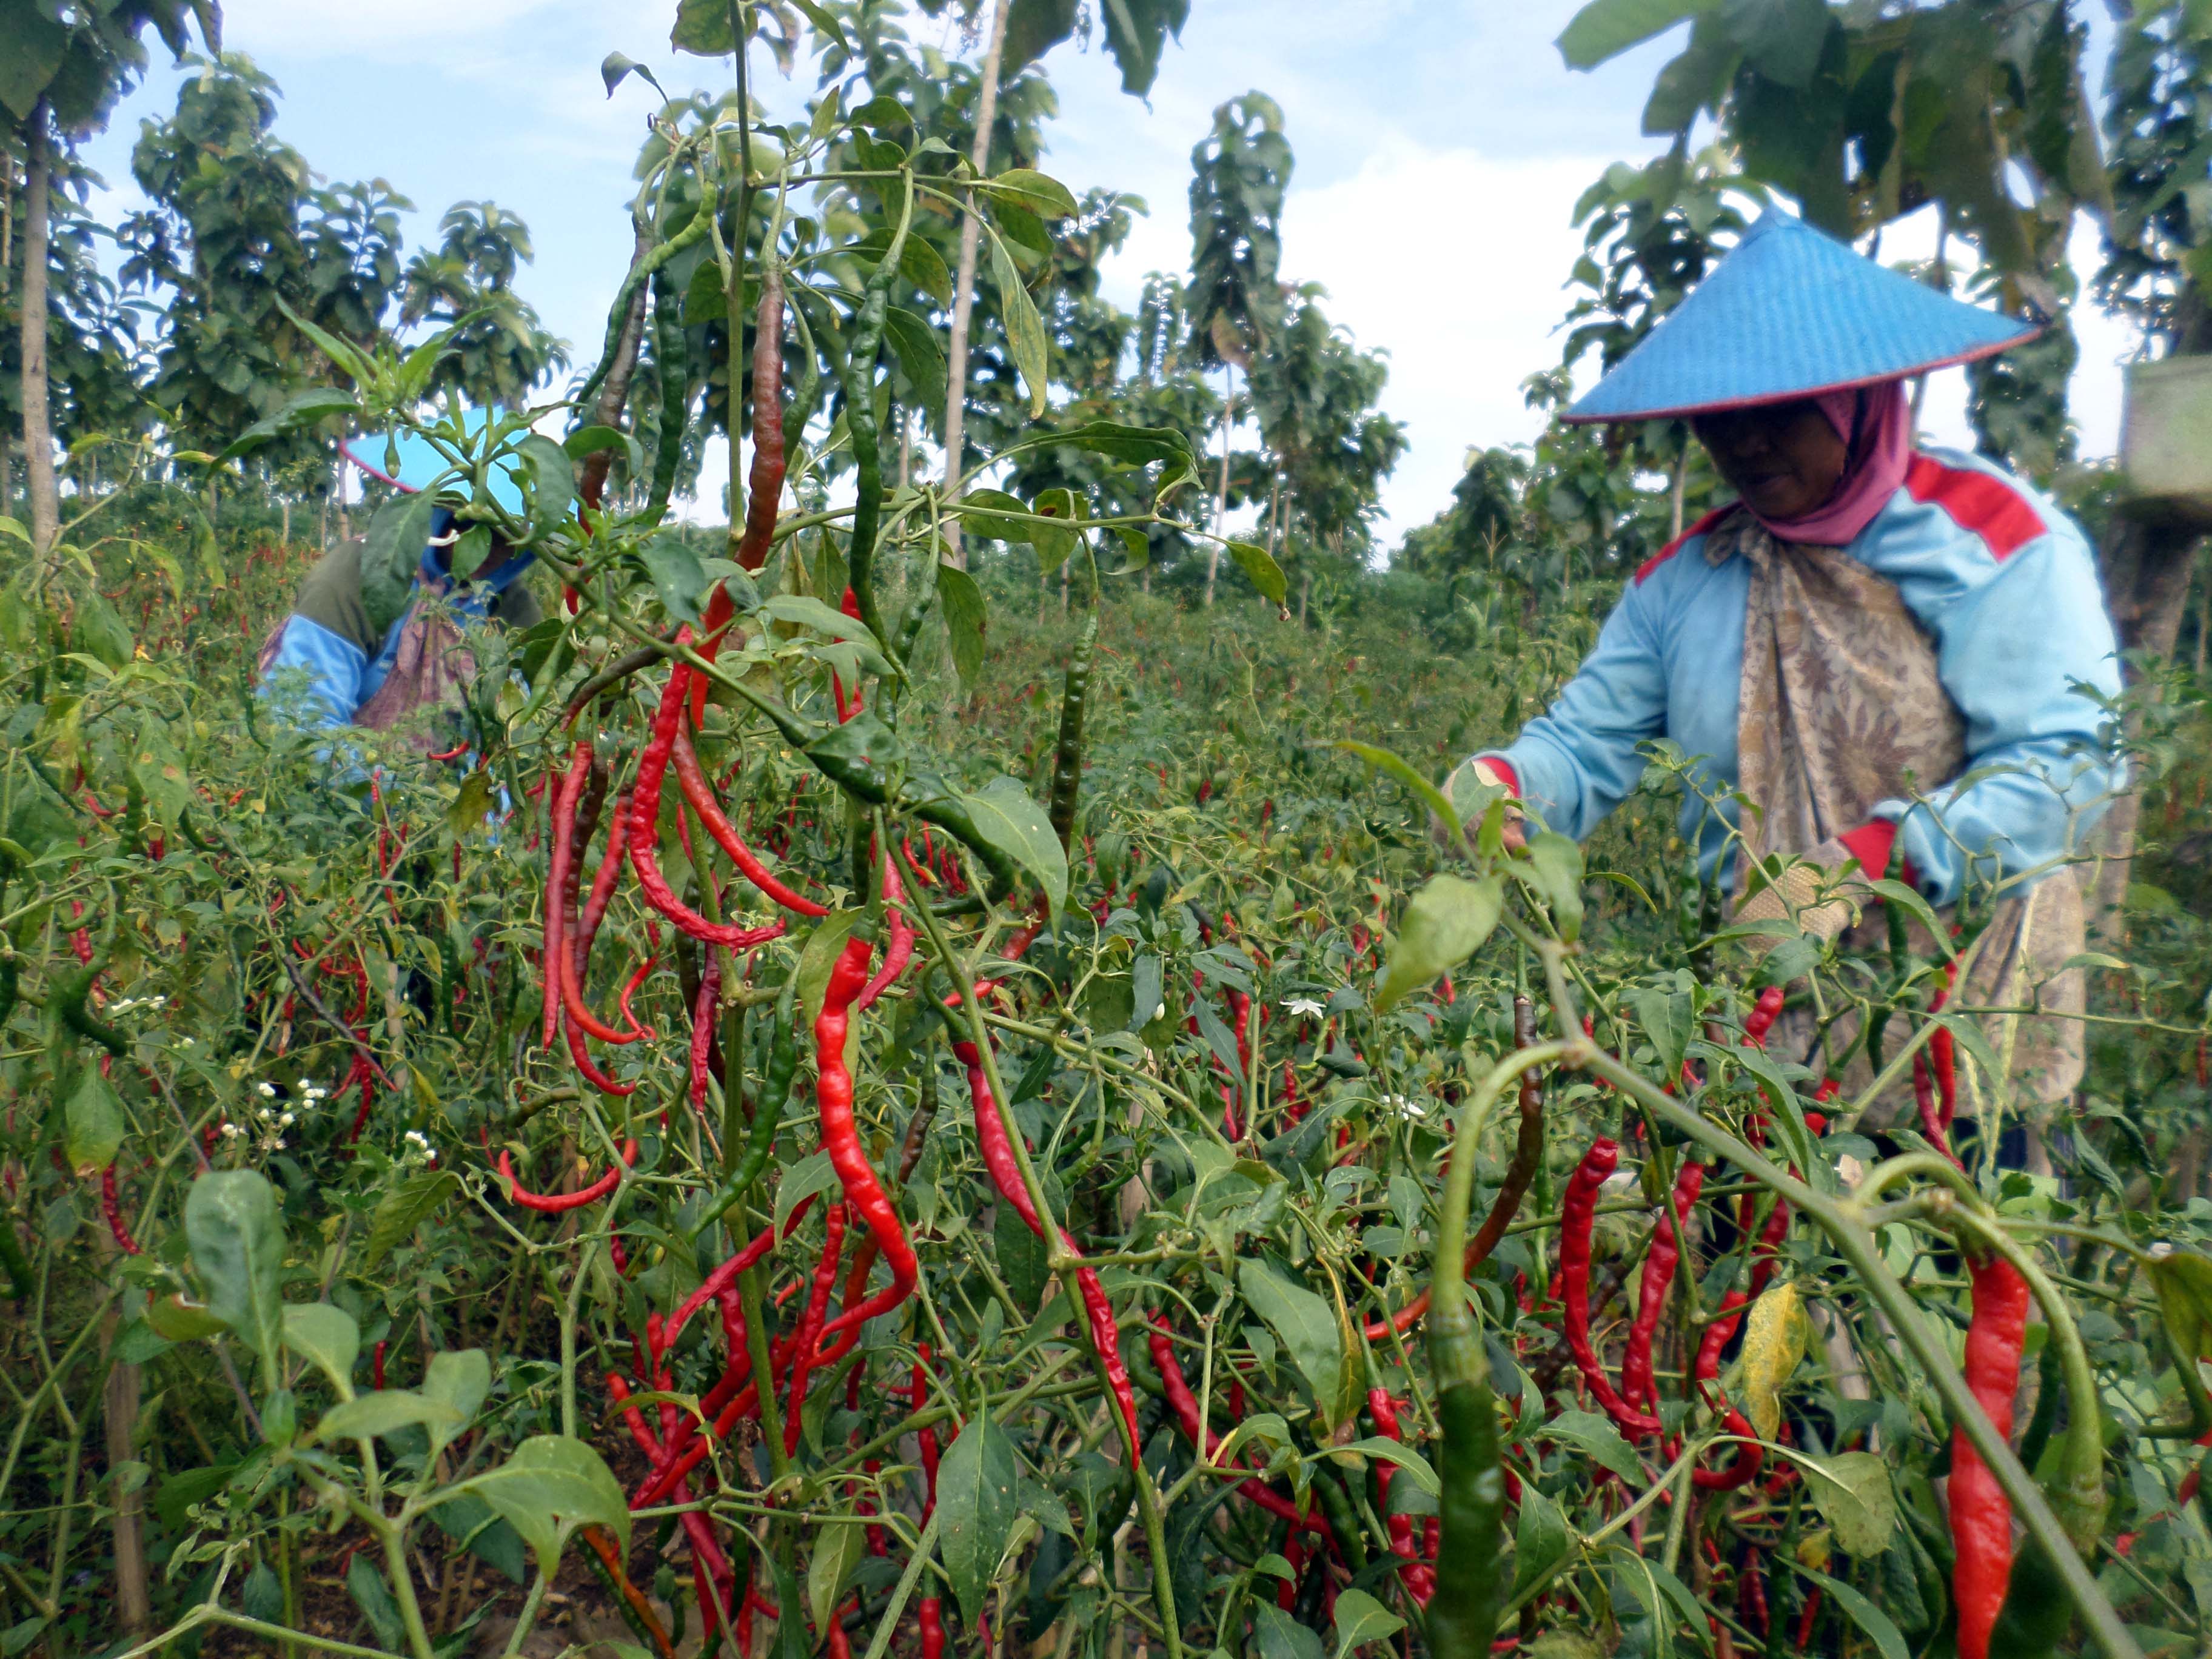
[342,408,532,515]
[1563,211,2037,424]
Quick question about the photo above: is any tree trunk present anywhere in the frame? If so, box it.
[21,97,60,567]
[1669,443,1687,541]
[1203,367,1232,606]
[2090,514,2207,943]
[937,0,1013,571]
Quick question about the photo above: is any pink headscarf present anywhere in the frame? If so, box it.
[1746,381,1914,547]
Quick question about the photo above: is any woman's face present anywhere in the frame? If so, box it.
[1692,398,1851,521]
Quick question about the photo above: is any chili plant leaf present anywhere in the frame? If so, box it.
[808,1503,868,1634]
[1330,1588,1404,1659]
[184,1170,286,1362]
[983,221,1050,416]
[64,1069,124,1175]
[935,563,987,683]
[1740,1280,1807,1441]
[1519,832,1586,943]
[1374,875,1503,1013]
[345,1553,407,1654]
[421,1349,491,1463]
[938,1413,1019,1625]
[456,1434,630,1561]
[1799,1448,1895,1557]
[1538,1411,1642,1484]
[281,1304,361,1396]
[1335,1438,1439,1497]
[1510,1483,1571,1599]
[1238,1259,1345,1429]
[363,1168,458,1270]
[2148,1249,2212,1358]
[1788,1560,1911,1659]
[1225,540,1287,605]
[216,387,358,466]
[316,1389,464,1447]
[363,488,442,638]
[882,306,947,421]
[1337,740,1462,842]
[957,777,1068,920]
[1251,1602,1324,1659]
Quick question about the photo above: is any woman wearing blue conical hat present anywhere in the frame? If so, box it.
[258,413,549,746]
[1453,211,2120,1136]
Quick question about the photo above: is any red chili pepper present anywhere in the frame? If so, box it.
[101,1163,139,1255]
[808,937,916,1343]
[1914,1048,1960,1167]
[1623,1159,1704,1421]
[1562,1138,1662,1436]
[630,647,791,953]
[1743,985,1784,1047]
[497,1138,639,1212]
[541,745,588,1050]
[1149,1316,1327,1538]
[919,1598,944,1659]
[689,953,723,1116]
[670,731,828,917]
[561,1002,638,1097]
[1951,1252,2029,1659]
[955,1026,1138,1449]
[616,937,657,1038]
[1795,1586,1822,1647]
[1367,1387,1433,1604]
[576,793,630,974]
[372,1339,386,1390]
[781,1202,846,1455]
[853,851,914,1013]
[426,742,469,762]
[1931,963,1959,1129]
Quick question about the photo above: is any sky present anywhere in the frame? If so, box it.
[73,0,2140,546]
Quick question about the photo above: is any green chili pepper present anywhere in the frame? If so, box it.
[837,176,914,657]
[645,267,688,525]
[55,962,128,1057]
[806,711,904,807]
[572,193,716,417]
[691,980,800,1240]
[1310,1466,1369,1573]
[1425,1056,1509,1659]
[1047,613,1098,853]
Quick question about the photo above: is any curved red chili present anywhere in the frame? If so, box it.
[102,1163,139,1255]
[1622,1159,1704,1418]
[498,1138,639,1211]
[853,851,914,1013]
[689,953,723,1116]
[1951,1253,2029,1659]
[670,730,828,917]
[543,745,589,1050]
[576,793,630,974]
[630,646,793,952]
[1562,1138,1662,1437]
[781,1202,846,1455]
[1150,1316,1327,1536]
[809,937,917,1342]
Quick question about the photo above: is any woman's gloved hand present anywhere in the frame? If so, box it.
[1732,836,1871,945]
[1436,757,1525,855]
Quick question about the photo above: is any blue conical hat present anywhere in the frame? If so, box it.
[1563,211,2037,424]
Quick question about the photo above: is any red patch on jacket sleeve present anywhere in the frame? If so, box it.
[1634,504,1737,586]
[1903,455,2045,562]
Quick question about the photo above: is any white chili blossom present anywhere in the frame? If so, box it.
[220,1122,243,1140]
[256,1081,277,1098]
[1386,1093,1430,1121]
[300,1084,328,1102]
[1284,996,1326,1020]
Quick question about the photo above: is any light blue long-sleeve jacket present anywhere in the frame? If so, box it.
[1481,446,2123,907]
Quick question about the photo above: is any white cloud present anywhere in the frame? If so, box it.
[1272,138,1610,544]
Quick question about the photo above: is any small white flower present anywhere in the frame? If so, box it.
[178,1036,195,1048]
[1284,996,1326,1020]
[302,1085,328,1101]
[220,1122,243,1139]
[1387,1094,1430,1121]
[256,1082,276,1098]
[404,1130,430,1148]
[1153,1003,1168,1021]
[147,994,167,1009]
[278,1111,295,1127]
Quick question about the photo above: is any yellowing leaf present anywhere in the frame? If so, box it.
[1740,1280,1806,1441]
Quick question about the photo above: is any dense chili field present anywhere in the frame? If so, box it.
[7,4,2212,1659]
